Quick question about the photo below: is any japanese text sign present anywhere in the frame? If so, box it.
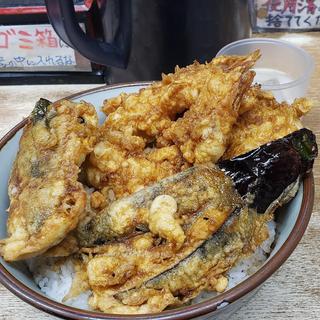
[0,24,89,71]
[254,0,320,29]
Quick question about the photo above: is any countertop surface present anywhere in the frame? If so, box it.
[0,32,319,320]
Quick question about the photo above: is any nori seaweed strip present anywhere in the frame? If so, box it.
[30,98,51,124]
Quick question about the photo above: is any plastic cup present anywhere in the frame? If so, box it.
[216,38,314,103]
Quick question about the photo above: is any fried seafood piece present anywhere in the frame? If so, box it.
[95,208,272,314]
[67,167,241,310]
[86,51,260,195]
[82,200,236,291]
[223,86,312,159]
[77,165,240,248]
[86,144,188,198]
[78,171,240,294]
[44,234,79,258]
[0,99,98,261]
[160,52,260,163]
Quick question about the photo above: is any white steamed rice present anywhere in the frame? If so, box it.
[27,220,276,310]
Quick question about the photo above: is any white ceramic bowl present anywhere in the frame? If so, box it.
[0,83,315,320]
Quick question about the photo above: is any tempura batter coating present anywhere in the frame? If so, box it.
[89,208,272,314]
[223,86,312,159]
[86,144,188,198]
[78,166,240,247]
[86,52,260,197]
[0,99,98,261]
[70,166,242,309]
[160,52,259,163]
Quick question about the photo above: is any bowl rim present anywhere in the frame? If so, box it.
[0,82,315,320]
